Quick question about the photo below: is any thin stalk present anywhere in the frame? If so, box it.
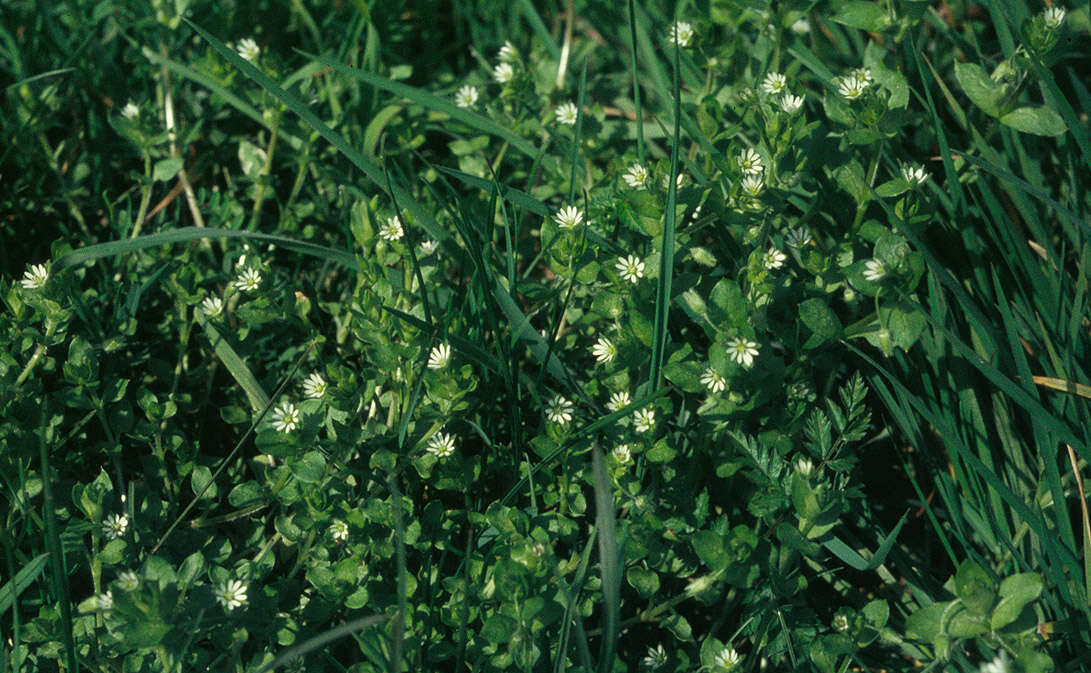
[247,109,282,231]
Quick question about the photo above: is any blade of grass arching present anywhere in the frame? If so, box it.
[304,51,554,172]
[38,403,77,673]
[434,165,626,256]
[516,0,561,61]
[631,3,670,105]
[253,615,388,673]
[140,49,288,144]
[649,32,680,393]
[197,315,271,413]
[591,442,620,673]
[53,226,359,273]
[627,0,644,162]
[183,20,447,243]
[0,553,49,615]
[958,153,1086,237]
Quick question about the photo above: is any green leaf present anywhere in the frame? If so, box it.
[227,481,263,508]
[799,298,842,347]
[481,613,518,644]
[626,566,660,598]
[999,106,1066,136]
[955,560,995,616]
[834,160,871,205]
[708,278,746,328]
[875,178,910,198]
[289,451,326,483]
[152,157,184,182]
[905,601,949,642]
[645,438,677,463]
[953,62,1006,117]
[692,530,728,571]
[991,572,1043,630]
[190,465,217,501]
[832,1,892,31]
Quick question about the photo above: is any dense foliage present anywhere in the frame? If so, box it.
[2,1,1090,672]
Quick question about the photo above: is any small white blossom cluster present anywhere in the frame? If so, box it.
[727,337,759,369]
[21,263,49,290]
[103,513,128,540]
[834,67,873,100]
[379,216,404,242]
[901,163,929,187]
[427,430,457,458]
[428,343,452,370]
[272,402,300,433]
[454,85,479,109]
[553,205,584,230]
[760,72,804,115]
[545,395,574,426]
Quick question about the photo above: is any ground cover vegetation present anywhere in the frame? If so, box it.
[2,0,1090,671]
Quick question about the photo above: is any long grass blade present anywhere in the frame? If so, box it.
[591,442,620,672]
[0,553,49,616]
[183,19,447,243]
[649,17,680,393]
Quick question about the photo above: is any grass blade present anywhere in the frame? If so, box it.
[0,553,49,616]
[591,442,620,673]
[183,19,448,243]
[649,20,680,393]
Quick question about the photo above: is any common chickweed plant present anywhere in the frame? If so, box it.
[1,1,1088,671]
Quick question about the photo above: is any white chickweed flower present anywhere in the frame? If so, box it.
[200,295,224,317]
[420,239,439,256]
[979,652,1011,673]
[302,373,327,399]
[796,457,815,476]
[553,205,584,230]
[427,431,457,458]
[761,72,787,95]
[234,267,262,292]
[121,101,140,120]
[633,407,655,433]
[612,444,632,464]
[428,343,452,370]
[737,148,764,176]
[554,101,579,125]
[96,591,114,611]
[236,38,260,64]
[329,519,349,542]
[850,68,873,85]
[214,579,248,612]
[20,263,49,290]
[591,337,617,364]
[780,93,804,114]
[739,174,764,198]
[271,402,300,433]
[713,645,742,671]
[116,571,140,592]
[642,644,669,670]
[700,367,727,394]
[607,391,631,412]
[623,163,650,189]
[727,337,759,368]
[454,85,479,109]
[836,74,869,100]
[103,513,128,540]
[785,227,812,248]
[662,172,686,189]
[379,216,404,241]
[669,21,694,48]
[862,258,886,282]
[764,248,787,270]
[616,255,645,283]
[901,163,929,187]
[1042,7,1066,30]
[493,62,514,84]
[498,40,519,63]
[544,395,574,426]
